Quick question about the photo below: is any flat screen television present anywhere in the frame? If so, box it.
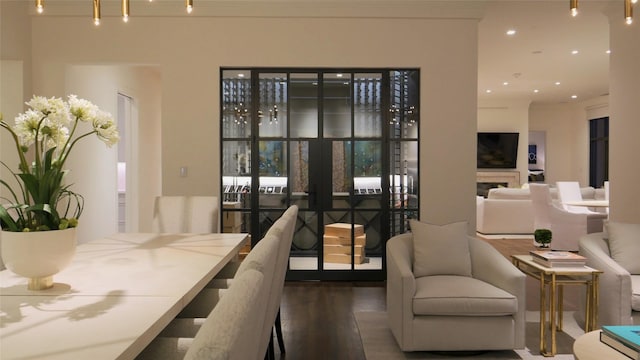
[477,132,519,169]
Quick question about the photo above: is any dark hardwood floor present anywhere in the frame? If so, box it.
[276,236,581,360]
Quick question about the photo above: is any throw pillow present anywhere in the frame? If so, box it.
[410,220,472,277]
[607,221,640,274]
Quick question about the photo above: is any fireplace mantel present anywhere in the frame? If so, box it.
[477,171,521,188]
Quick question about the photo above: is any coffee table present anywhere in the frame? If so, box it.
[573,330,629,360]
[511,255,602,357]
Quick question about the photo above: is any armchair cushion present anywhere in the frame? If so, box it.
[410,220,471,277]
[413,275,518,316]
[608,222,640,274]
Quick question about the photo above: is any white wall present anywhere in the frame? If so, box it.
[478,99,531,185]
[65,66,162,242]
[19,3,482,233]
[608,15,640,223]
[529,103,586,185]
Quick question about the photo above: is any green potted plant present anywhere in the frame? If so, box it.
[0,95,119,289]
[534,228,552,248]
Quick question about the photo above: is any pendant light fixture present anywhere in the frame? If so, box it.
[93,0,101,25]
[35,0,44,14]
[570,0,634,24]
[186,0,193,14]
[122,0,130,22]
[570,0,578,17]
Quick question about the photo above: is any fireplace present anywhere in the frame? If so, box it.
[476,171,521,197]
[477,182,508,197]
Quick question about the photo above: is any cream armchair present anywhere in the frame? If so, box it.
[577,230,640,327]
[386,221,526,352]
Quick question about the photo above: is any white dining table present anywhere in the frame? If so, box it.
[0,232,248,360]
[564,200,609,208]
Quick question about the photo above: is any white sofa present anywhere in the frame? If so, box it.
[476,186,605,235]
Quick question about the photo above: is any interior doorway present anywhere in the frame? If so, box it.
[221,68,419,281]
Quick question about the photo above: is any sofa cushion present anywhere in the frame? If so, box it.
[632,275,640,312]
[607,222,640,274]
[413,275,518,316]
[410,220,471,277]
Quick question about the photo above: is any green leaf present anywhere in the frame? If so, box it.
[0,205,19,231]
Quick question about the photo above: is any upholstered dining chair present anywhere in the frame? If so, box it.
[208,205,298,359]
[529,184,606,251]
[556,181,600,214]
[137,268,266,360]
[386,220,526,352]
[152,196,219,233]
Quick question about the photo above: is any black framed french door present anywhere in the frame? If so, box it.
[220,68,419,281]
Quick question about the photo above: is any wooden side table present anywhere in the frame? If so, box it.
[573,330,629,360]
[511,255,602,357]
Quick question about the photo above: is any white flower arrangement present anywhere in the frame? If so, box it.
[1,95,119,232]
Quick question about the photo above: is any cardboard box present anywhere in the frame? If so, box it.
[324,253,365,265]
[223,225,242,233]
[222,202,242,227]
[323,244,365,256]
[324,223,364,238]
[323,235,366,246]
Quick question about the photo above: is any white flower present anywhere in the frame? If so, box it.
[13,109,42,147]
[93,110,119,146]
[68,94,98,122]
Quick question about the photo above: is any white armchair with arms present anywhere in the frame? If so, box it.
[577,222,640,327]
[529,184,606,251]
[386,220,526,352]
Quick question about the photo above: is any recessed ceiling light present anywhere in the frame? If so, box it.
[533,89,539,93]
[555,82,561,86]
[486,89,492,93]
[571,95,578,99]
[506,29,516,36]
[571,50,579,55]
[503,82,509,86]
[606,50,611,54]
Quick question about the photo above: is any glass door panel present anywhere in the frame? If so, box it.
[290,73,318,138]
[258,140,287,209]
[354,73,383,138]
[323,73,352,138]
[222,70,252,138]
[289,140,309,209]
[330,141,352,209]
[258,73,288,137]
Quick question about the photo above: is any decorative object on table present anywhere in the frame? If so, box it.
[534,228,553,248]
[529,249,587,268]
[600,325,640,360]
[0,95,119,289]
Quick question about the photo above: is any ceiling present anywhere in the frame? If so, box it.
[478,1,611,105]
[20,0,615,106]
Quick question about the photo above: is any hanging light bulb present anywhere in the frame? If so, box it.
[93,0,101,25]
[570,0,578,17]
[625,0,633,24]
[35,0,44,14]
[186,0,193,14]
[122,0,130,22]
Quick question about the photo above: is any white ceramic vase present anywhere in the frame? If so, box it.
[1,228,77,290]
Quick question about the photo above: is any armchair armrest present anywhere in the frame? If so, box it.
[579,232,634,326]
[469,236,526,348]
[386,233,416,350]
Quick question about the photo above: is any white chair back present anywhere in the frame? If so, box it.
[184,269,265,360]
[556,181,592,214]
[529,184,554,231]
[152,196,219,233]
